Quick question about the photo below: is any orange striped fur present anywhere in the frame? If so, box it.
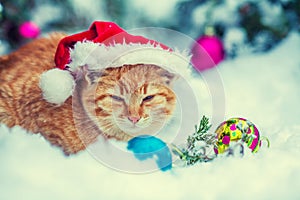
[0,34,177,155]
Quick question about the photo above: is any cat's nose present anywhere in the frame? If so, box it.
[128,116,140,124]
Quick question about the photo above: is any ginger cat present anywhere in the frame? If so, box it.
[0,34,177,155]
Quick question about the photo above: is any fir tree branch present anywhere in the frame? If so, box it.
[172,115,217,166]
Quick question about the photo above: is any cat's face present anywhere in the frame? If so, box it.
[86,64,177,139]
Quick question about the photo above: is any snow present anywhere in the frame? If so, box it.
[192,0,244,28]
[0,39,9,55]
[70,0,107,23]
[129,0,180,22]
[31,3,63,28]
[223,27,248,57]
[259,1,284,27]
[1,31,300,200]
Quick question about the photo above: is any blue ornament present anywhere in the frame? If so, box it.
[127,135,172,171]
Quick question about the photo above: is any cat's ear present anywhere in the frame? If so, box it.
[85,70,103,85]
[160,70,179,86]
[76,65,103,85]
[78,65,103,85]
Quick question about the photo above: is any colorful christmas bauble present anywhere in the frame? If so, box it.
[191,35,225,72]
[19,21,40,38]
[214,118,261,154]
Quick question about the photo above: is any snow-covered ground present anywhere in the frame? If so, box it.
[1,32,300,200]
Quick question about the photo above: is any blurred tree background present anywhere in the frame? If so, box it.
[0,0,299,57]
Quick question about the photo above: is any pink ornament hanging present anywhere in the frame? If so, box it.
[191,35,225,72]
[19,21,40,39]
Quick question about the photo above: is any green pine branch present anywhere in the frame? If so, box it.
[172,115,217,166]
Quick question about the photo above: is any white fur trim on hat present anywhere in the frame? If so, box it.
[69,41,192,77]
[40,41,192,105]
[39,68,75,104]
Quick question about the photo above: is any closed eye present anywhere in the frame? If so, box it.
[142,95,155,102]
[110,95,124,102]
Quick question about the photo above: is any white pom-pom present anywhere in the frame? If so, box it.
[39,68,75,104]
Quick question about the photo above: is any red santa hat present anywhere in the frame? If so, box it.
[39,21,191,104]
